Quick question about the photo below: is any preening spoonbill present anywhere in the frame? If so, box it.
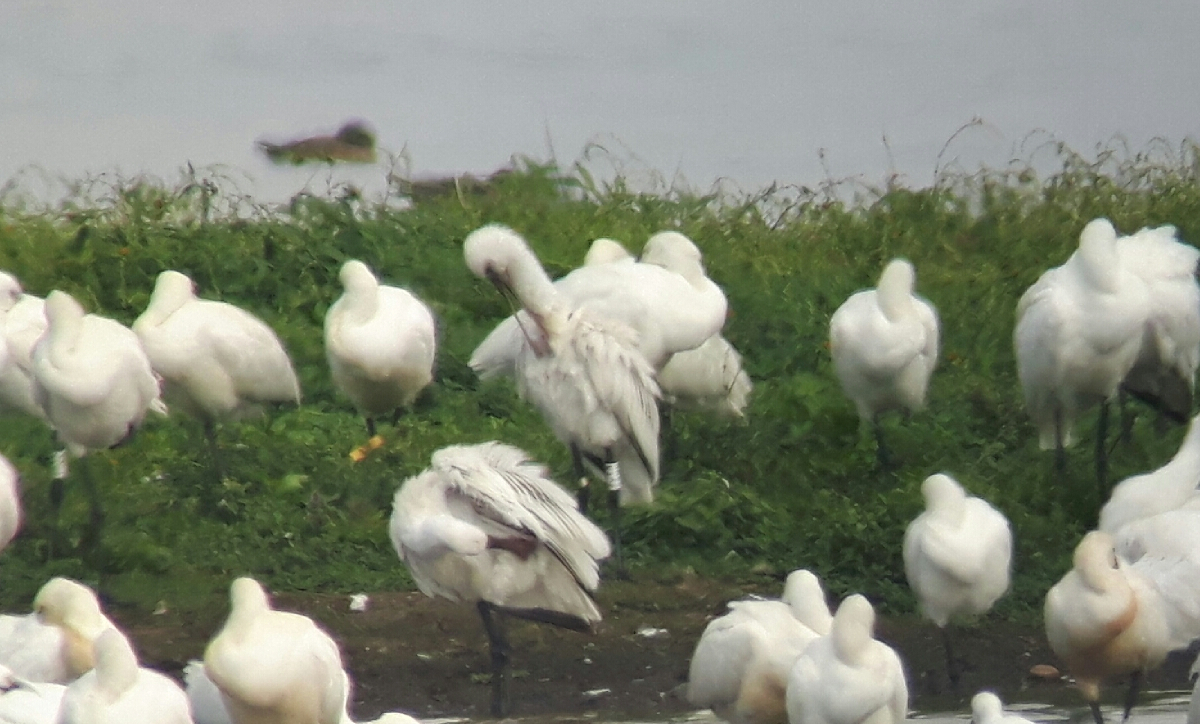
[57,628,192,724]
[324,259,436,461]
[31,290,166,554]
[468,229,726,378]
[1044,528,1200,724]
[1015,219,1151,496]
[0,662,65,724]
[463,224,659,570]
[1098,413,1200,534]
[31,577,117,682]
[829,258,939,469]
[389,441,611,716]
[203,576,350,724]
[0,453,21,555]
[686,569,832,724]
[970,691,1037,724]
[785,594,909,724]
[133,269,301,480]
[1115,224,1200,424]
[0,272,48,421]
[902,474,1012,695]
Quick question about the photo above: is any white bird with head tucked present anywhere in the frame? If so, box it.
[686,569,833,724]
[203,576,351,724]
[390,441,611,717]
[1115,223,1200,426]
[57,628,192,724]
[0,272,48,422]
[463,224,659,571]
[324,259,436,462]
[902,473,1012,695]
[970,691,1037,724]
[830,258,939,470]
[1044,526,1200,724]
[134,269,300,480]
[32,290,166,555]
[785,594,908,724]
[1015,219,1152,496]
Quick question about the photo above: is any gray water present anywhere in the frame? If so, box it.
[4,1,1200,206]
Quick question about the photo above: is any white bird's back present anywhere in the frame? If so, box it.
[57,628,192,724]
[0,662,65,724]
[1099,414,1200,534]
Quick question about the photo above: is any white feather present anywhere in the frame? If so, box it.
[57,628,192,724]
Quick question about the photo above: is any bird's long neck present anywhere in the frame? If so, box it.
[507,247,559,317]
[832,618,869,666]
[139,285,190,329]
[46,307,83,362]
[878,277,914,321]
[95,636,138,701]
[343,277,380,324]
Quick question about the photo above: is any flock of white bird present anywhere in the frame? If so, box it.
[0,216,1196,724]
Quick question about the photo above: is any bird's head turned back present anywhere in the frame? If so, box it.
[463,224,532,287]
[33,576,104,632]
[339,259,377,291]
[831,593,875,663]
[230,576,271,615]
[921,473,966,513]
[641,231,704,276]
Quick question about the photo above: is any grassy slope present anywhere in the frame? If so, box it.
[0,149,1198,621]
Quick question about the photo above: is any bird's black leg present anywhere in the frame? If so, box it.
[204,419,227,483]
[477,601,511,717]
[77,457,105,570]
[606,485,628,580]
[1118,389,1135,447]
[873,416,893,471]
[366,416,377,438]
[659,404,676,478]
[1121,670,1142,722]
[572,445,590,514]
[1091,701,1105,724]
[1096,400,1110,503]
[941,625,960,698]
[1054,408,1067,476]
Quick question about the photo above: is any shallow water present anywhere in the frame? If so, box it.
[4,0,1200,205]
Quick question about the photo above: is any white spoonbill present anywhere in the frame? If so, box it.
[389,441,611,717]
[902,473,1012,695]
[686,569,833,724]
[970,691,1037,724]
[1098,413,1200,534]
[31,290,166,553]
[785,594,909,724]
[829,258,939,469]
[203,576,351,724]
[1044,527,1200,724]
[1015,219,1151,496]
[0,662,65,724]
[0,453,22,555]
[324,259,436,462]
[0,272,48,421]
[31,577,118,682]
[133,269,300,480]
[57,628,192,724]
[463,224,659,570]
[1115,223,1200,424]
[468,229,726,378]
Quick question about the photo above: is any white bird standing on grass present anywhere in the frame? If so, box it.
[829,258,939,469]
[463,224,659,571]
[1015,219,1151,497]
[785,594,908,724]
[389,441,611,717]
[57,628,192,724]
[686,569,833,724]
[134,269,301,481]
[324,259,436,462]
[31,290,166,556]
[1115,223,1200,426]
[1044,527,1200,724]
[902,473,1012,696]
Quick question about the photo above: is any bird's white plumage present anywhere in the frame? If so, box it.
[686,570,832,724]
[970,691,1036,724]
[204,577,349,724]
[1044,527,1200,707]
[464,225,661,505]
[1014,219,1152,449]
[186,659,233,724]
[57,628,192,724]
[133,270,300,421]
[830,259,939,422]
[27,577,117,684]
[902,474,1012,628]
[785,594,908,724]
[0,273,49,421]
[1116,223,1200,417]
[0,453,21,555]
[324,260,436,419]
[468,230,726,379]
[1099,413,1200,534]
[1189,652,1200,724]
[0,662,65,724]
[31,291,165,456]
[0,613,70,685]
[390,441,611,621]
[658,334,753,418]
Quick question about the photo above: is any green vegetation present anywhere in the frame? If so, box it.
[1,141,1199,622]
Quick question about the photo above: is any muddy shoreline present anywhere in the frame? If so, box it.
[113,572,1195,721]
